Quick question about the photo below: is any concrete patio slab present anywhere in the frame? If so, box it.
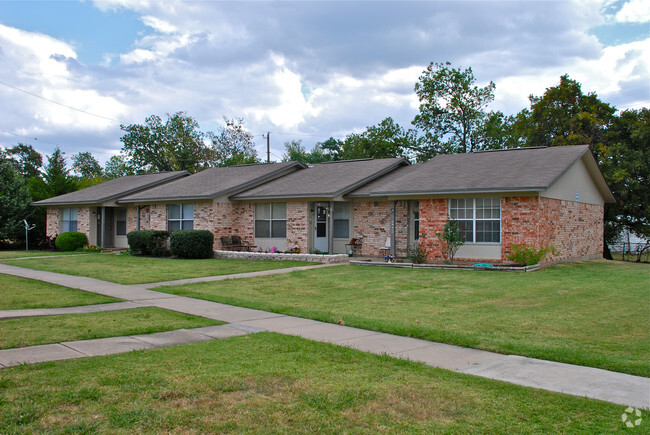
[234,315,324,332]
[279,322,381,343]
[131,329,215,347]
[0,301,152,320]
[459,355,650,409]
[62,336,157,357]
[394,342,508,371]
[0,343,85,367]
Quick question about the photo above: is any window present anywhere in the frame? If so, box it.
[168,204,194,232]
[449,198,500,243]
[255,203,286,238]
[61,208,78,232]
[333,202,350,238]
[116,208,127,236]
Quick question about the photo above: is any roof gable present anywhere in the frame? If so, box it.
[32,171,190,206]
[349,145,613,200]
[117,161,306,203]
[232,158,410,200]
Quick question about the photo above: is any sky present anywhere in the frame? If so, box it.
[0,0,648,167]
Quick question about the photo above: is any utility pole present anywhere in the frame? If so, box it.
[266,132,270,163]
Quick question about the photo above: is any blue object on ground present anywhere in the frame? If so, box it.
[472,263,494,268]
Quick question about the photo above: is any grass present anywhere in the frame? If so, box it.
[157,260,650,377]
[0,254,315,284]
[0,250,90,259]
[0,308,220,349]
[0,274,119,310]
[0,333,629,433]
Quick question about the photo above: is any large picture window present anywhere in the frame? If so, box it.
[333,202,350,239]
[168,204,194,233]
[255,203,286,238]
[449,198,500,243]
[61,208,78,233]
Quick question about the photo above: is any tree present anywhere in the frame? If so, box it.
[341,117,419,160]
[3,143,43,179]
[104,154,135,179]
[413,61,495,154]
[207,117,259,167]
[72,152,103,179]
[600,108,650,242]
[436,219,465,264]
[120,112,213,173]
[515,75,616,149]
[0,160,33,243]
[42,147,77,197]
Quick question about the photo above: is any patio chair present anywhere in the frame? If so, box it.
[379,237,391,257]
[231,235,256,251]
[220,236,234,250]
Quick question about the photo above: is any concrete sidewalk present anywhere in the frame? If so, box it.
[0,262,648,409]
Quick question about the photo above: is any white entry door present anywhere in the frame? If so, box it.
[314,204,329,253]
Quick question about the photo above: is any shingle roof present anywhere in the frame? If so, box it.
[232,158,410,200]
[349,145,609,198]
[32,171,189,206]
[118,161,305,203]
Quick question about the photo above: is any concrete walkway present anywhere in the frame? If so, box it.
[0,262,648,409]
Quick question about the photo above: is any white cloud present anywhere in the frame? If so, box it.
[616,0,650,23]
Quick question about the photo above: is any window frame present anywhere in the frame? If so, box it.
[61,207,78,233]
[449,198,501,244]
[254,203,287,238]
[332,202,350,239]
[116,208,127,236]
[167,204,194,233]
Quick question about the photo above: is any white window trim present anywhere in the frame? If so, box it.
[449,198,501,244]
[61,207,78,233]
[167,204,194,232]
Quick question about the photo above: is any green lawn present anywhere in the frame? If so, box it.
[157,260,650,377]
[1,255,315,284]
[0,274,119,310]
[0,333,628,433]
[0,250,90,259]
[0,308,220,349]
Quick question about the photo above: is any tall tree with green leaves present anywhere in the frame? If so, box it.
[71,152,103,179]
[0,160,33,243]
[104,154,135,179]
[3,143,43,180]
[342,117,418,160]
[120,112,213,173]
[515,75,616,149]
[207,117,259,167]
[413,61,495,155]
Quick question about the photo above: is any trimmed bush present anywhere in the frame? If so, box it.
[127,230,170,256]
[170,230,214,259]
[55,232,88,252]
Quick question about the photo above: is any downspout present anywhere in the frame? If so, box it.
[390,201,396,256]
[136,205,141,231]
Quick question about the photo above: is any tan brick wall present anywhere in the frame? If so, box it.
[77,207,90,238]
[213,202,255,249]
[149,204,167,231]
[46,208,60,238]
[286,201,309,252]
[126,206,139,233]
[352,200,409,257]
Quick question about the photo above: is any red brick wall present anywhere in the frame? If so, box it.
[501,196,603,263]
[352,200,409,257]
[417,199,448,262]
[287,201,309,252]
[418,196,604,264]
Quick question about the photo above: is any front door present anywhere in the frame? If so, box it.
[314,203,329,253]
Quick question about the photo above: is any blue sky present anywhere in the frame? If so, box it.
[0,0,648,167]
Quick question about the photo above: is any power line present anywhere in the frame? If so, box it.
[0,80,125,124]
[0,128,116,157]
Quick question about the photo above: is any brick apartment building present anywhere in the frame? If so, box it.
[34,145,614,264]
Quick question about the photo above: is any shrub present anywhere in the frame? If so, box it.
[55,232,88,252]
[508,244,557,266]
[81,245,103,253]
[127,230,170,256]
[407,243,428,264]
[436,219,465,264]
[169,230,214,259]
